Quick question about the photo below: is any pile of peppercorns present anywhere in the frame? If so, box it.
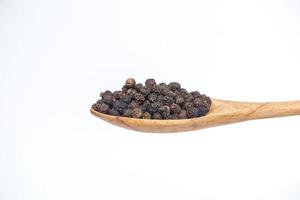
[92,78,211,119]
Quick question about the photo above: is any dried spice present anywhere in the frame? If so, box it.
[187,107,200,118]
[92,78,211,119]
[125,78,136,88]
[145,78,156,86]
[179,110,187,119]
[152,112,162,119]
[148,93,158,102]
[132,107,143,118]
[143,112,152,119]
[170,103,181,114]
[168,82,181,91]
[108,108,120,116]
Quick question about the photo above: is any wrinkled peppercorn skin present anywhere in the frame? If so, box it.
[93,78,211,119]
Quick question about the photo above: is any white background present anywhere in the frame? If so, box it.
[1,0,300,199]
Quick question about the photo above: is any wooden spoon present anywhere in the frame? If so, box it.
[90,99,300,133]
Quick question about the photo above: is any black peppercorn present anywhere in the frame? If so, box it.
[132,107,143,118]
[168,114,179,119]
[179,88,188,94]
[159,82,167,87]
[187,107,200,118]
[123,109,132,117]
[139,86,151,96]
[141,100,150,112]
[148,102,161,113]
[190,91,201,98]
[113,91,123,99]
[166,90,177,98]
[159,105,170,118]
[179,110,187,119]
[145,78,156,86]
[168,82,181,91]
[135,93,145,101]
[100,90,113,97]
[93,78,211,120]
[183,101,194,110]
[163,96,174,105]
[135,83,143,91]
[202,95,212,106]
[184,93,194,102]
[150,85,161,93]
[175,95,185,105]
[125,78,136,88]
[193,98,204,107]
[102,93,114,105]
[127,88,137,96]
[143,112,151,119]
[113,100,127,112]
[122,86,128,93]
[170,103,181,114]
[147,93,158,102]
[152,112,162,119]
[128,101,140,109]
[108,108,120,116]
[120,94,132,104]
[98,103,110,113]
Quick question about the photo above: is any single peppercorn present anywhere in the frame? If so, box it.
[166,90,177,98]
[148,93,158,102]
[120,94,132,104]
[108,108,120,116]
[145,78,156,86]
[139,86,151,96]
[135,83,143,91]
[193,98,204,107]
[132,107,143,118]
[163,96,174,105]
[190,91,201,98]
[151,85,161,93]
[179,88,188,94]
[159,105,170,118]
[184,93,194,102]
[179,110,187,119]
[100,90,113,97]
[187,107,200,118]
[159,82,167,87]
[175,95,185,105]
[125,78,136,88]
[183,101,194,110]
[143,112,151,119]
[135,93,145,101]
[168,82,181,91]
[113,91,123,99]
[113,100,127,112]
[170,103,181,114]
[128,101,140,109]
[157,95,164,103]
[123,109,132,117]
[202,95,212,106]
[148,102,161,113]
[95,102,110,113]
[127,88,137,96]
[152,112,162,119]
[102,93,114,105]
[122,86,128,93]
[168,114,179,119]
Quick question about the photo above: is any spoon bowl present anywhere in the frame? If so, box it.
[91,99,300,133]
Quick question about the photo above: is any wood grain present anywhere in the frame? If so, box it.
[90,99,300,133]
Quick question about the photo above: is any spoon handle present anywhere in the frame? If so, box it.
[246,100,300,120]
